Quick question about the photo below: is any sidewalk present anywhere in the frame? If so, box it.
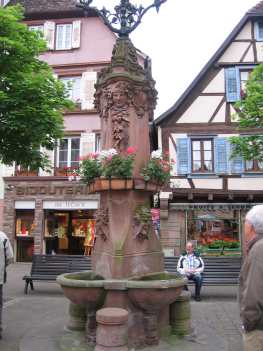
[0,263,243,351]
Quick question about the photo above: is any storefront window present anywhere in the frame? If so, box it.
[44,210,96,255]
[187,209,240,254]
[16,210,35,262]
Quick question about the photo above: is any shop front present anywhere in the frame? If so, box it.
[160,202,255,257]
[3,180,99,262]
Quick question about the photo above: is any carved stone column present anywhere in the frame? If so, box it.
[92,37,164,278]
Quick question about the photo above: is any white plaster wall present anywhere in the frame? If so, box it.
[243,45,254,62]
[193,178,223,190]
[228,178,263,191]
[177,96,222,123]
[219,42,249,63]
[256,42,263,62]
[158,126,162,150]
[170,178,190,189]
[230,105,239,122]
[235,21,252,40]
[212,103,225,123]
[203,70,225,94]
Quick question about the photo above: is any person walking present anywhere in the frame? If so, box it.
[177,241,204,301]
[239,205,263,350]
[0,231,14,339]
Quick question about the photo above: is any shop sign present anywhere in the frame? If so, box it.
[43,200,98,210]
[15,200,35,209]
[15,185,89,196]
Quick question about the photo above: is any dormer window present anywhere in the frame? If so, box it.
[255,21,263,41]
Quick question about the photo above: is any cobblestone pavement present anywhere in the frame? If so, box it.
[0,264,244,351]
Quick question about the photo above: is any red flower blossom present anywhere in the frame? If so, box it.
[126,147,136,155]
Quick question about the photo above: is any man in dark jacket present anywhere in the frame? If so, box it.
[177,241,204,301]
[239,205,263,350]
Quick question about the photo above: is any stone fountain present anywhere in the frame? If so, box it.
[57,1,187,349]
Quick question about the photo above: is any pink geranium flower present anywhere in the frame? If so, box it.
[126,147,136,155]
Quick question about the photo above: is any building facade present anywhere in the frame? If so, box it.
[1,0,118,261]
[155,1,263,256]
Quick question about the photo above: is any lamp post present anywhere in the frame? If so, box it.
[78,0,167,37]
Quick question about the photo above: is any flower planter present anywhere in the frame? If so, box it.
[110,178,133,190]
[134,179,162,192]
[89,178,133,193]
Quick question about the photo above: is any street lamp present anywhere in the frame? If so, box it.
[77,0,167,37]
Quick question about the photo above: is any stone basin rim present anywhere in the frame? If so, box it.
[126,277,187,289]
[56,271,105,288]
[56,271,187,290]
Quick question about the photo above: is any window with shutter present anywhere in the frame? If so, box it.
[255,21,263,41]
[60,76,81,102]
[177,138,191,175]
[81,72,97,110]
[225,68,240,102]
[214,138,229,174]
[57,137,80,168]
[191,139,214,173]
[56,24,72,50]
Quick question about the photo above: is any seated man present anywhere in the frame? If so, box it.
[177,241,204,301]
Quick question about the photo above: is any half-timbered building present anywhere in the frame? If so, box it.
[155,1,263,256]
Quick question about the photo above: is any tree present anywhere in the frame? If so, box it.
[230,64,263,162]
[0,5,73,170]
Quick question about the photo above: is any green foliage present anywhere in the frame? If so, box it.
[140,151,172,185]
[230,64,263,161]
[134,204,152,224]
[101,154,134,178]
[80,154,101,184]
[0,5,73,169]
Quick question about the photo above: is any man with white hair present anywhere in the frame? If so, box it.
[177,241,204,301]
[0,231,13,340]
[239,205,263,350]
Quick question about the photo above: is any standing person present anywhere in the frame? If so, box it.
[0,231,14,339]
[239,205,263,350]
[177,241,204,301]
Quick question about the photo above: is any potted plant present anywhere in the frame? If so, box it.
[80,147,136,191]
[140,150,173,189]
[80,153,101,185]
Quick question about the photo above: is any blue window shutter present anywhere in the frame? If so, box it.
[230,144,244,174]
[225,68,240,102]
[214,138,229,174]
[177,138,191,175]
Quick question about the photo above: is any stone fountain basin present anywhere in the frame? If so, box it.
[126,272,187,312]
[56,271,106,307]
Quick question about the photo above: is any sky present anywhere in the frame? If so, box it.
[94,0,258,117]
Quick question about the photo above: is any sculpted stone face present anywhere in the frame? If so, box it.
[112,90,128,108]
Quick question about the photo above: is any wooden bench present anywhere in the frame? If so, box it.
[164,256,242,285]
[23,254,91,294]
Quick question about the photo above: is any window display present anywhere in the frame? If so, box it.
[16,210,35,236]
[187,210,240,254]
[44,210,96,255]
